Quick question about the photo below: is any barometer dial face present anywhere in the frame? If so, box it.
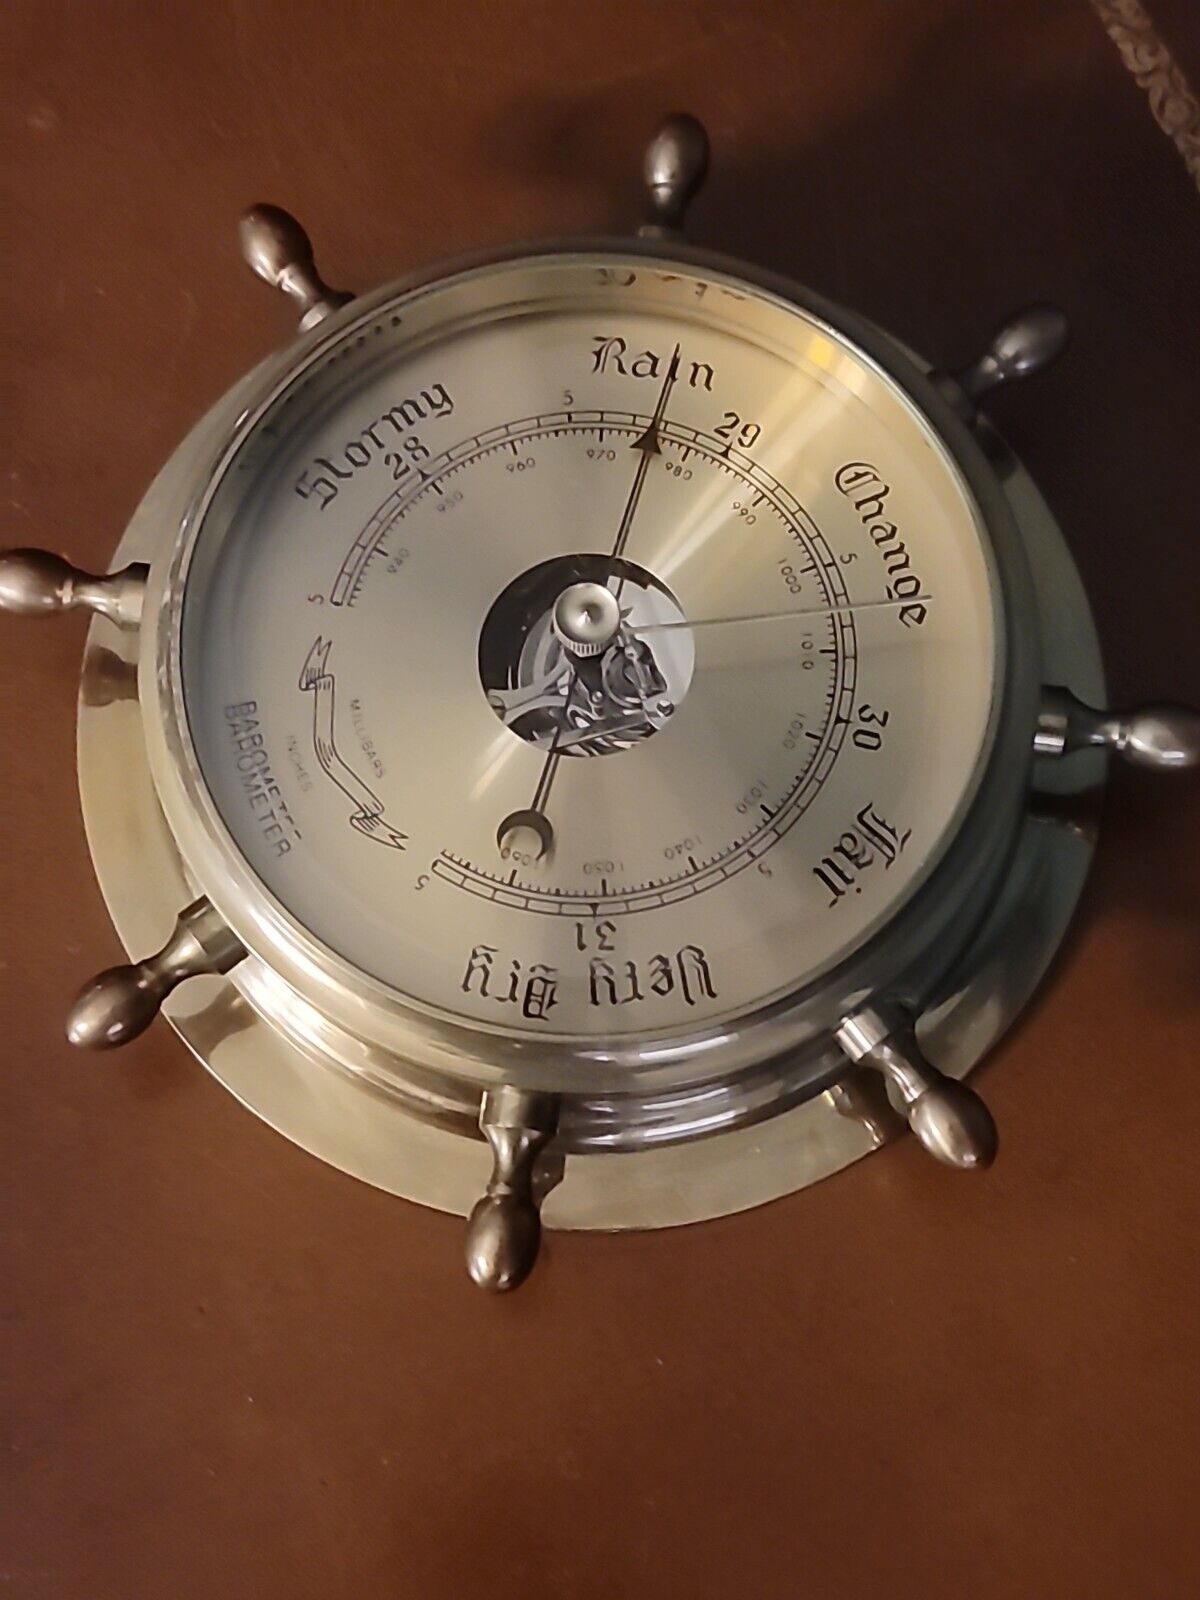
[178,254,1000,1042]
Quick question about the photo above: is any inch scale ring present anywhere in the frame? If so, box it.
[2,113,1197,1294]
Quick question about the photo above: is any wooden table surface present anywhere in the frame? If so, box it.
[2,3,1198,1596]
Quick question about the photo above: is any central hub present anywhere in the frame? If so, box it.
[552,581,621,657]
[479,554,695,757]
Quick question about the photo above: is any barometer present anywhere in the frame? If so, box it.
[3,116,1195,1290]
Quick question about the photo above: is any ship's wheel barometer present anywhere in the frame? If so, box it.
[3,116,1196,1290]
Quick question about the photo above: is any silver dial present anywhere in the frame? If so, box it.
[178,254,1000,1042]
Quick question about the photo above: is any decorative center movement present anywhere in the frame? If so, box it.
[479,554,695,758]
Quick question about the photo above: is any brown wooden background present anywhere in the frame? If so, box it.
[3,3,1198,1596]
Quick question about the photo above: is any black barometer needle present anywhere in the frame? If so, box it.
[496,669,574,863]
[610,342,680,569]
[496,349,683,861]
